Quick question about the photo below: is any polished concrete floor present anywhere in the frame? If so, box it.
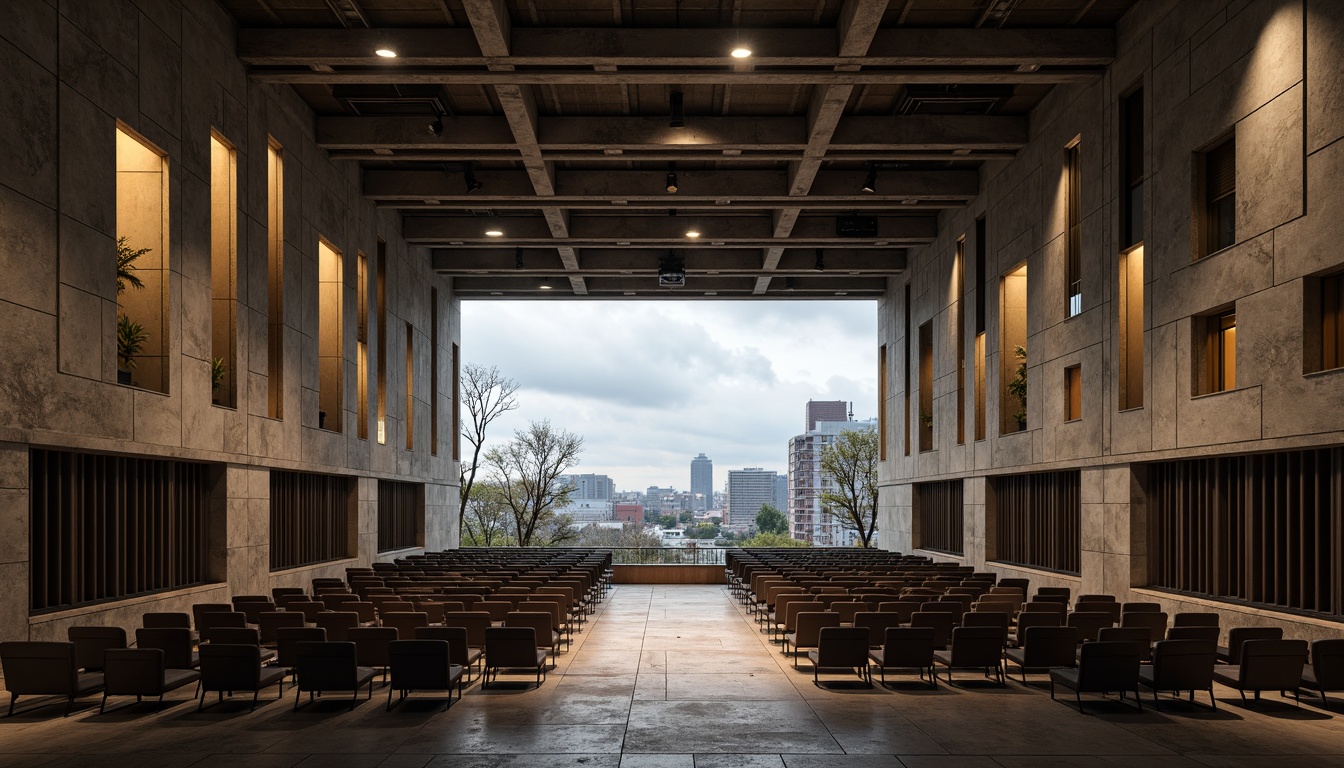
[2,585,1342,768]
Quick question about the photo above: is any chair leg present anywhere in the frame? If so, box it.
[99,695,107,715]
[7,695,15,717]
[64,696,73,717]
[1208,687,1217,710]
[1134,686,1143,712]
[1076,690,1085,714]
[293,686,301,712]
[250,690,259,713]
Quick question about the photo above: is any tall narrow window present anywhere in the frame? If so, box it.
[266,140,284,419]
[317,238,343,432]
[955,236,966,445]
[1311,272,1344,372]
[878,344,888,461]
[115,123,170,393]
[1001,263,1028,433]
[356,251,369,439]
[1120,86,1145,249]
[376,240,387,444]
[209,132,237,407]
[452,342,461,460]
[918,321,934,452]
[1065,140,1082,318]
[430,288,439,456]
[405,321,415,451]
[903,283,912,456]
[974,217,987,441]
[1064,365,1082,421]
[1201,309,1236,394]
[1202,134,1236,256]
[1119,244,1145,409]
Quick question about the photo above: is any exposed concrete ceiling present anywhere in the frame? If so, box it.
[222,0,1133,299]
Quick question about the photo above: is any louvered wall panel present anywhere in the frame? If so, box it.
[992,470,1080,574]
[915,480,964,555]
[29,449,210,613]
[1148,448,1342,618]
[269,470,354,570]
[377,479,423,552]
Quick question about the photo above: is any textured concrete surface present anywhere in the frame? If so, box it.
[2,585,1340,768]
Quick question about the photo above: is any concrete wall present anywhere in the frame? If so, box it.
[0,0,460,644]
[877,0,1344,640]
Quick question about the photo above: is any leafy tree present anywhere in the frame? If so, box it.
[534,512,578,547]
[1008,345,1027,429]
[484,420,583,546]
[685,522,721,539]
[708,516,722,525]
[755,504,789,535]
[574,522,662,549]
[678,511,695,524]
[461,482,516,546]
[820,427,880,547]
[740,531,809,548]
[459,364,521,528]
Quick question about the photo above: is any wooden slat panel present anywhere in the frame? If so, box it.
[915,480,964,555]
[992,470,1080,574]
[270,470,355,570]
[378,479,424,552]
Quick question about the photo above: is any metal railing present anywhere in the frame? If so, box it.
[592,547,729,565]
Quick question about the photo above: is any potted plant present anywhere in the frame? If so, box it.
[211,358,227,401]
[117,314,147,384]
[1007,344,1028,430]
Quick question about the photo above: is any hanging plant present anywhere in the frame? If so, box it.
[1007,345,1028,428]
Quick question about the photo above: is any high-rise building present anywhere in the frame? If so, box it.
[774,474,788,515]
[789,417,877,546]
[560,473,616,500]
[726,468,782,527]
[690,453,713,511]
[806,400,850,431]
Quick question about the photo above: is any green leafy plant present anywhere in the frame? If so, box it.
[1007,344,1028,428]
[211,358,227,392]
[117,314,147,371]
[116,237,150,294]
[920,409,933,427]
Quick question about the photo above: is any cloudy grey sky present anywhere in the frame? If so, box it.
[460,300,878,492]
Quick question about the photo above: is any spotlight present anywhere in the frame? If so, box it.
[666,163,678,194]
[539,280,554,290]
[685,228,701,239]
[484,229,503,238]
[374,48,397,58]
[731,47,752,58]
[464,162,483,193]
[862,165,878,194]
[670,90,685,128]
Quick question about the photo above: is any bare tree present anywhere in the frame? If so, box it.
[485,420,583,546]
[461,482,516,546]
[459,364,521,527]
[819,427,880,547]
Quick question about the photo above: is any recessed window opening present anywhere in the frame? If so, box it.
[1201,134,1236,257]
[267,139,285,418]
[317,238,343,432]
[209,131,237,407]
[115,123,170,393]
[1065,139,1082,318]
[1000,262,1028,434]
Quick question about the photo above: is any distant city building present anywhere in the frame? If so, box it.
[560,473,616,501]
[805,399,850,431]
[614,503,645,527]
[690,453,713,511]
[555,499,613,523]
[726,468,784,527]
[644,486,676,515]
[788,417,878,546]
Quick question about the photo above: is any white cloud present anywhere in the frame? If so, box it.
[462,300,877,490]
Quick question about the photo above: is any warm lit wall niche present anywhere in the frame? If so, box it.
[318,239,343,432]
[1000,263,1028,433]
[266,140,285,419]
[1118,244,1144,409]
[115,124,170,392]
[209,132,237,407]
[356,251,369,439]
[918,321,933,452]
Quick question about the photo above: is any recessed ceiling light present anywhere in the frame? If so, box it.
[705,291,718,296]
[623,291,636,296]
[835,291,848,296]
[711,241,725,246]
[686,229,701,238]
[539,284,553,290]
[901,199,919,205]
[731,47,752,59]
[484,229,504,237]
[449,241,464,246]
[490,291,503,295]
[374,48,397,58]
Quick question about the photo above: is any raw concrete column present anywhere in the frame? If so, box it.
[0,442,30,643]
[425,481,458,551]
[358,476,378,561]
[223,465,271,598]
[1079,464,1145,601]
[877,483,912,552]
[963,476,987,566]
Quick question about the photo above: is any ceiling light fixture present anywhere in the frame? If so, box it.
[731,47,752,58]
[686,228,701,239]
[669,90,685,128]
[464,162,483,193]
[665,163,678,194]
[862,164,878,194]
[374,48,397,58]
[484,229,503,237]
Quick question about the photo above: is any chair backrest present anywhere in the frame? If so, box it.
[1238,639,1309,690]
[1067,610,1115,642]
[486,626,540,666]
[1073,601,1122,623]
[997,578,1030,595]
[1097,626,1153,661]
[1020,601,1066,616]
[417,626,474,667]
[67,626,128,671]
[443,611,493,647]
[377,601,416,617]
[1019,625,1079,668]
[1121,601,1162,613]
[199,611,248,631]
[344,602,378,624]
[1224,626,1283,664]
[142,612,191,630]
[772,592,809,619]
[136,627,196,669]
[202,627,262,646]
[815,626,871,667]
[1166,626,1219,642]
[259,611,307,644]
[103,648,168,697]
[314,611,361,642]
[793,611,842,647]
[505,611,555,648]
[1119,611,1168,643]
[272,587,306,602]
[289,601,328,622]
[1014,611,1062,640]
[294,641,360,691]
[909,611,954,649]
[829,601,868,623]
[320,593,360,610]
[476,600,514,623]
[518,599,565,629]
[852,611,903,648]
[922,600,965,622]
[879,627,936,667]
[1076,640,1141,692]
[346,626,397,667]
[275,627,328,667]
[961,611,1009,633]
[782,600,824,632]
[1172,612,1219,628]
[0,641,79,695]
[1036,586,1071,599]
[192,603,233,630]
[949,625,1006,666]
[382,612,430,638]
[389,639,453,689]
[198,644,263,690]
[876,601,922,623]
[1310,638,1344,688]
[1075,594,1115,603]
[1150,639,1217,690]
[414,602,447,624]
[234,600,277,624]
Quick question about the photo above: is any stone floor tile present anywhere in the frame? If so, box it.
[693,757,787,768]
[622,754,697,768]
[624,701,840,754]
[781,756,905,768]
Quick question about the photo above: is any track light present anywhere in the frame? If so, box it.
[666,163,678,194]
[670,90,685,128]
[862,165,878,194]
[464,162,483,193]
